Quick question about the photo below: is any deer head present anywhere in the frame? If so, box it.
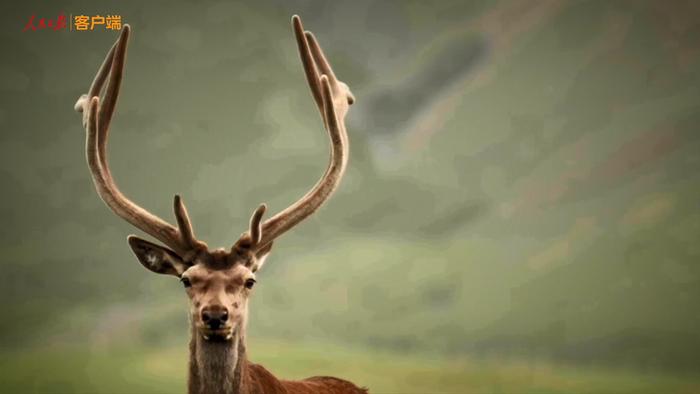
[74,16,353,343]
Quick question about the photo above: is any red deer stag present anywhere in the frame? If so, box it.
[74,15,366,394]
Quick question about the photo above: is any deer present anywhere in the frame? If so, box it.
[73,15,367,394]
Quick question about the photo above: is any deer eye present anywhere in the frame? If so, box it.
[180,277,192,288]
[245,278,256,289]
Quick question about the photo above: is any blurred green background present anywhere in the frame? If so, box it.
[1,0,699,393]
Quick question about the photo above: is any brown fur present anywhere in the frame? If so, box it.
[188,323,367,394]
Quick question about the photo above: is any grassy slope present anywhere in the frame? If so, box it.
[2,0,700,386]
[2,339,699,394]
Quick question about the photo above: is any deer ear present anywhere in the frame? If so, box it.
[127,235,189,276]
[251,242,273,273]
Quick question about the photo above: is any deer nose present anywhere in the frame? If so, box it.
[201,306,228,329]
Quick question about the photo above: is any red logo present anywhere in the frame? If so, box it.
[23,13,67,31]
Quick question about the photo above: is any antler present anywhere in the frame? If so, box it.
[237,15,354,253]
[75,25,203,257]
[76,19,351,260]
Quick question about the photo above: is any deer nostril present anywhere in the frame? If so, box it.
[201,307,228,329]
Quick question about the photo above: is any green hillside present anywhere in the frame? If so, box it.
[1,0,699,392]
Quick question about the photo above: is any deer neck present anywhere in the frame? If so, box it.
[188,321,250,394]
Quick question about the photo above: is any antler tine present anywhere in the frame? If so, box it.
[74,40,116,124]
[233,203,267,254]
[174,195,202,251]
[249,204,267,245]
[77,25,197,256]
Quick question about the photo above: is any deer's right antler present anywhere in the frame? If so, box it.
[75,25,205,258]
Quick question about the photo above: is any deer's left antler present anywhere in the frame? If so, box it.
[236,15,355,254]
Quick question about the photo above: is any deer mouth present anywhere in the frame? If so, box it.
[201,327,236,342]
